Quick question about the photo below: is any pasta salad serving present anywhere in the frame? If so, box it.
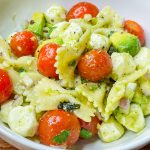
[0,1,149,148]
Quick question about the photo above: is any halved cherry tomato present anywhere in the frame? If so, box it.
[37,43,59,79]
[67,2,99,20]
[0,69,13,104]
[124,20,145,46]
[38,110,80,147]
[79,117,99,138]
[10,30,38,57]
[77,50,112,82]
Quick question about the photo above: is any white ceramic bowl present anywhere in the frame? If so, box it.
[0,0,150,150]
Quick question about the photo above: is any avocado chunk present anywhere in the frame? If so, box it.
[28,12,45,36]
[45,5,66,25]
[110,32,140,56]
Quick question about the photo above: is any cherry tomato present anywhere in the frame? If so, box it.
[37,43,59,79]
[10,30,38,57]
[77,50,112,82]
[38,110,80,147]
[67,2,99,20]
[124,20,145,46]
[79,117,99,138]
[0,69,13,104]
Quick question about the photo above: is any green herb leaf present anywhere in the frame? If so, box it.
[58,102,80,112]
[88,85,98,91]
[90,17,98,25]
[68,60,76,67]
[81,77,88,84]
[17,68,26,73]
[52,130,70,144]
[80,128,93,139]
[108,31,115,38]
[108,45,117,55]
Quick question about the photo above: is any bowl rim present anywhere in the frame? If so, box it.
[0,122,150,150]
[0,0,150,149]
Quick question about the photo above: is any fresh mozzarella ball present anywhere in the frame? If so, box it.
[88,33,110,50]
[111,52,136,80]
[8,106,38,137]
[45,5,66,24]
[98,117,124,142]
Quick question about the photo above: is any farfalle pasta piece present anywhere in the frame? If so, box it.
[94,28,123,38]
[7,68,42,95]
[105,82,126,120]
[35,93,95,122]
[28,78,95,122]
[50,21,70,39]
[105,69,147,120]
[55,46,80,88]
[76,82,106,113]
[55,29,91,88]
[94,6,123,29]
[119,69,147,84]
[7,68,23,95]
[8,56,37,72]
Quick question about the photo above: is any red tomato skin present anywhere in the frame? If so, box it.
[38,110,80,147]
[0,69,13,104]
[67,2,99,20]
[77,50,112,82]
[124,20,145,46]
[79,117,99,136]
[10,30,38,57]
[37,43,59,79]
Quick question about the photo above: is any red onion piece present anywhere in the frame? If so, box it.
[119,98,130,110]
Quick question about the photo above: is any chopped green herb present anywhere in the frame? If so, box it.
[88,84,98,91]
[108,31,115,38]
[81,77,88,84]
[68,60,76,67]
[80,128,92,139]
[108,45,117,55]
[58,102,80,112]
[89,17,97,25]
[17,68,26,73]
[52,130,70,144]
[100,15,104,19]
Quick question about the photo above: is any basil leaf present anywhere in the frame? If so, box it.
[108,31,115,38]
[108,45,117,55]
[52,130,70,144]
[81,77,88,84]
[17,68,26,73]
[58,102,80,112]
[68,60,76,67]
[80,128,92,139]
[88,85,98,91]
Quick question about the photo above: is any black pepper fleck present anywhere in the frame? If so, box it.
[30,20,35,24]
